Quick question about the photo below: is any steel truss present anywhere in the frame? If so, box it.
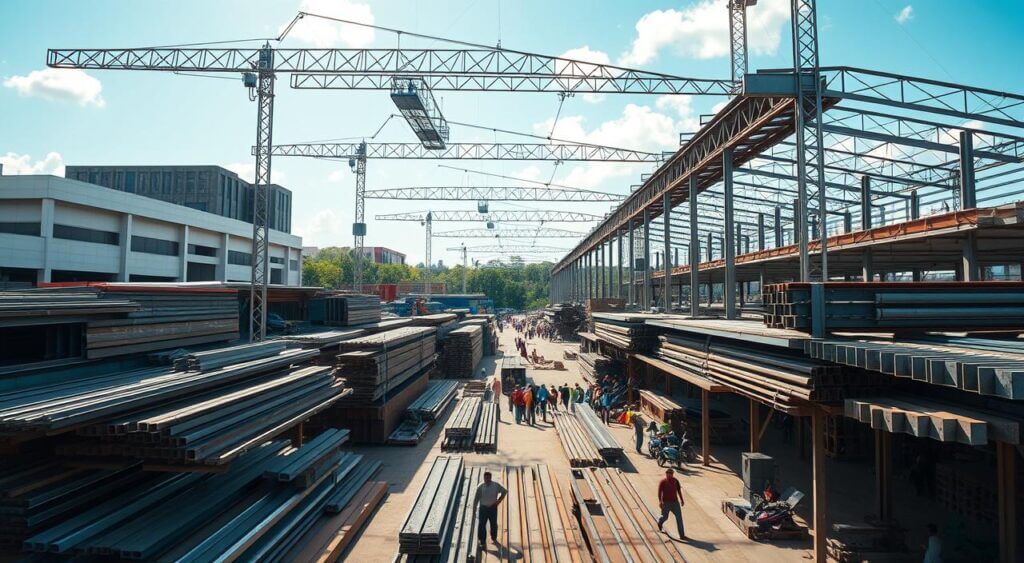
[268,142,661,162]
[433,227,584,238]
[364,186,623,201]
[375,210,602,222]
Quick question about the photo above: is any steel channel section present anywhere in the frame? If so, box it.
[724,148,737,319]
[643,209,652,309]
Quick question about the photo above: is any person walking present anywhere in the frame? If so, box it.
[547,385,558,416]
[560,384,571,411]
[474,471,507,549]
[632,413,646,454]
[657,468,685,540]
[490,375,502,405]
[600,392,612,424]
[536,384,550,423]
[524,386,535,426]
[512,387,525,424]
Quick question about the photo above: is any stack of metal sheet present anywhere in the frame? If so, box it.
[544,303,586,340]
[173,341,286,371]
[441,325,483,378]
[473,402,498,453]
[407,381,460,422]
[334,327,437,402]
[322,294,382,326]
[764,281,1024,331]
[398,455,463,555]
[262,428,350,487]
[576,404,623,462]
[552,411,605,467]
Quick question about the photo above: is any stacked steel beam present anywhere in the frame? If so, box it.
[545,303,586,340]
[653,333,884,410]
[323,294,382,326]
[398,455,463,555]
[442,396,482,451]
[592,312,657,352]
[387,381,459,446]
[334,327,437,402]
[575,404,623,462]
[441,325,483,378]
[569,467,688,562]
[0,346,318,443]
[327,370,429,445]
[552,410,605,467]
[59,364,345,465]
[473,402,498,453]
[7,437,386,559]
[763,282,1024,331]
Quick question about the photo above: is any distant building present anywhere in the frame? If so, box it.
[362,246,406,265]
[302,246,319,258]
[0,175,302,286]
[64,165,292,233]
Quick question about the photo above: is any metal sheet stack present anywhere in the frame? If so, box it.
[398,456,464,556]
[544,303,586,340]
[323,294,382,326]
[9,436,387,561]
[578,352,617,382]
[442,396,482,451]
[575,404,623,462]
[473,402,498,452]
[387,381,460,446]
[441,325,483,378]
[327,370,429,445]
[592,312,657,352]
[462,315,497,355]
[763,281,1024,331]
[569,467,688,562]
[334,327,437,402]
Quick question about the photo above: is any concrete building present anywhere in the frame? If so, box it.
[0,175,302,286]
[363,246,406,265]
[64,165,292,233]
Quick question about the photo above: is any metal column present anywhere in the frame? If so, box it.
[663,191,672,311]
[774,206,783,247]
[643,209,652,309]
[909,189,920,220]
[723,148,737,319]
[628,222,636,306]
[689,177,700,317]
[959,130,977,209]
[757,213,766,251]
[861,176,873,281]
[617,231,624,300]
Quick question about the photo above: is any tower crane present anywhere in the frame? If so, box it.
[364,186,623,202]
[433,226,584,238]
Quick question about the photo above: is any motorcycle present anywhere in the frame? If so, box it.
[749,488,804,540]
[647,434,664,458]
[676,432,698,464]
[657,444,683,468]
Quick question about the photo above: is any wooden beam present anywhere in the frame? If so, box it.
[997,441,1018,563]
[749,399,760,452]
[757,408,775,445]
[874,429,892,521]
[812,409,828,563]
[702,389,711,467]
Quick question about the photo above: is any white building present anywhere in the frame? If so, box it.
[0,175,303,286]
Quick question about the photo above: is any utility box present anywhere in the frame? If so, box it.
[742,452,775,502]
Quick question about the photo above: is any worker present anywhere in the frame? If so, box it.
[547,385,558,414]
[535,384,550,422]
[474,471,507,549]
[512,387,525,424]
[523,386,535,426]
[923,523,942,563]
[632,413,646,454]
[657,468,685,540]
[559,383,571,410]
[600,391,612,425]
[571,383,583,412]
[490,376,502,406]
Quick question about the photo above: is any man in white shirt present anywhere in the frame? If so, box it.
[473,471,507,548]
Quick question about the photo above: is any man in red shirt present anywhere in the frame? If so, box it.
[657,468,685,539]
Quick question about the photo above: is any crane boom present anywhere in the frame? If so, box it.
[376,210,602,222]
[269,142,661,162]
[365,186,623,202]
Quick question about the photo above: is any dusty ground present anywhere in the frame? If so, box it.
[344,321,813,562]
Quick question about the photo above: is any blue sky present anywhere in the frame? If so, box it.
[2,0,1022,266]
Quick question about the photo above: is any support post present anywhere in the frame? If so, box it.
[748,399,760,452]
[962,231,979,281]
[689,177,700,317]
[663,191,672,311]
[861,176,872,230]
[628,222,636,306]
[757,213,766,251]
[617,231,624,300]
[701,389,711,467]
[960,131,977,209]
[724,148,737,319]
[812,409,828,563]
[774,205,783,248]
[909,189,920,220]
[874,429,892,521]
[643,208,652,310]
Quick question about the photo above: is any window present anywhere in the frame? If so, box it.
[188,243,217,257]
[228,250,251,266]
[125,171,136,193]
[131,235,179,256]
[53,224,119,245]
[270,256,284,265]
[0,222,40,236]
[289,259,299,271]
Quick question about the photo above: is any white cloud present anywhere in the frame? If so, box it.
[711,100,729,114]
[895,5,914,24]
[619,0,789,66]
[224,162,286,184]
[0,152,65,176]
[293,208,349,247]
[327,169,347,183]
[283,0,375,48]
[3,69,104,107]
[537,96,698,152]
[559,46,612,104]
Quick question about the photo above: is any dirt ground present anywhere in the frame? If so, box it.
[343,321,814,562]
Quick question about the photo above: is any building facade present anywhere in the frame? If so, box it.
[64,165,292,233]
[363,246,406,265]
[0,175,302,286]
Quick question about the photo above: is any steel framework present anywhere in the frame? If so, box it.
[268,142,661,162]
[375,210,602,222]
[433,227,584,238]
[364,186,623,201]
